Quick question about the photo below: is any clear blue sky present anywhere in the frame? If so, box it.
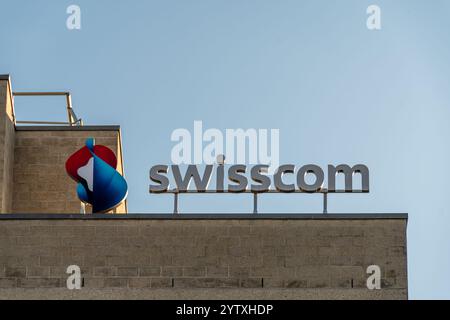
[1,0,449,299]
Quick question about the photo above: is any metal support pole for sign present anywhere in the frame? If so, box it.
[323,192,328,214]
[160,188,367,215]
[173,192,179,215]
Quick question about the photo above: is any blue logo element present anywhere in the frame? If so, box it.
[66,138,128,213]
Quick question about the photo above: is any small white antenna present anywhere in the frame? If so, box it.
[216,154,226,166]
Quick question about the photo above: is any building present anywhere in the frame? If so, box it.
[0,75,408,299]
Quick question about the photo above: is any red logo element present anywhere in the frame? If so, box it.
[66,144,117,182]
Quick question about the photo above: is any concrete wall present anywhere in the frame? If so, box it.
[0,215,408,300]
[0,76,15,213]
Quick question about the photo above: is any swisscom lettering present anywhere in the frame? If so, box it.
[150,164,369,193]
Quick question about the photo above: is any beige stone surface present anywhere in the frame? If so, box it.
[0,218,408,300]
[0,288,408,300]
[0,78,15,213]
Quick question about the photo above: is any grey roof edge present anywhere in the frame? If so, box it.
[15,125,121,132]
[0,213,409,221]
[0,74,11,80]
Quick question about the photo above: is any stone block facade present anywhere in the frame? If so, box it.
[0,76,15,213]
[0,216,408,299]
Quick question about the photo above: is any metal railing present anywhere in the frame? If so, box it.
[12,92,83,126]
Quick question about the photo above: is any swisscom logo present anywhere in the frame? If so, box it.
[66,138,128,213]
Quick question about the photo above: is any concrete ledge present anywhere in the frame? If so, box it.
[0,213,409,220]
[0,288,408,300]
[15,125,121,132]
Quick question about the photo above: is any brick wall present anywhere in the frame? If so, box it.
[0,216,408,299]
[11,128,127,214]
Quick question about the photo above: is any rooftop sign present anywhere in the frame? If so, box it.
[149,122,370,214]
[149,163,369,214]
[150,164,370,194]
